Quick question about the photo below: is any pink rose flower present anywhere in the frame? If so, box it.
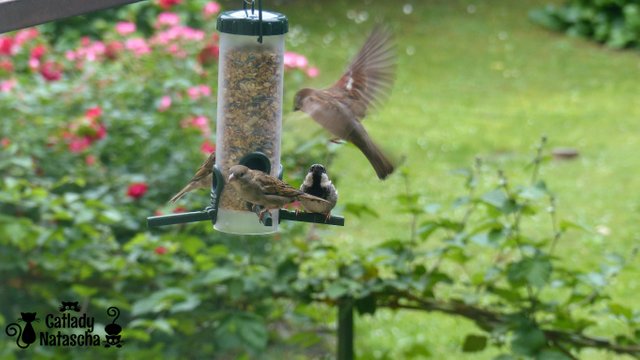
[85,106,102,119]
[187,85,211,100]
[0,79,16,92]
[158,95,172,112]
[125,38,151,56]
[14,28,39,46]
[203,2,221,17]
[306,66,320,78]
[156,12,180,27]
[115,22,136,36]
[68,137,91,153]
[200,140,215,155]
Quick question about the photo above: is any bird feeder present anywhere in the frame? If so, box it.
[147,1,344,232]
[213,1,288,234]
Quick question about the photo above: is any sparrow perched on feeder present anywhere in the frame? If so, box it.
[300,164,338,219]
[227,165,330,222]
[293,26,397,180]
[169,151,216,203]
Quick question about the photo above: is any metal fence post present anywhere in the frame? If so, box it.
[337,298,354,360]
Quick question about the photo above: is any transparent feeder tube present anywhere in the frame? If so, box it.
[214,33,284,234]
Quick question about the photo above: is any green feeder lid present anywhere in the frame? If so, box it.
[217,9,288,36]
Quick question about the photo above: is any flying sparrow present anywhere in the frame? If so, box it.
[227,165,330,222]
[300,164,338,219]
[293,26,396,180]
[169,151,216,203]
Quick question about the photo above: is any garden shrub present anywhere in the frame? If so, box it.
[530,0,640,49]
[1,0,639,358]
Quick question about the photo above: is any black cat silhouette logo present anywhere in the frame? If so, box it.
[59,301,81,313]
[5,312,39,349]
[103,307,123,348]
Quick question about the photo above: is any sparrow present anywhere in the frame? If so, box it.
[169,151,216,203]
[293,26,397,180]
[300,164,338,219]
[227,165,330,221]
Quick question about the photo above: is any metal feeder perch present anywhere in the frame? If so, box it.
[147,0,344,232]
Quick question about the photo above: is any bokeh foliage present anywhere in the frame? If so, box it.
[531,0,640,48]
[1,1,640,359]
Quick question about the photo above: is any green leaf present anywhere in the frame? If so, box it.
[537,349,572,360]
[471,228,504,246]
[529,7,567,31]
[559,219,590,232]
[71,284,98,297]
[326,282,349,299]
[481,189,517,214]
[344,202,379,218]
[493,355,517,360]
[402,343,432,357]
[508,255,552,289]
[215,314,268,352]
[196,267,236,285]
[171,294,201,313]
[355,294,376,315]
[462,334,487,352]
[511,326,546,356]
[481,189,508,208]
[609,303,633,319]
[517,185,547,200]
[238,317,268,351]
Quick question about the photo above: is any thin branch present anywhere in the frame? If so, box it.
[378,291,640,357]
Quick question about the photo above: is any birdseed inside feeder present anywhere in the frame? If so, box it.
[213,4,288,234]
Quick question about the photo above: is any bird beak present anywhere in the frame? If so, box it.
[228,174,234,182]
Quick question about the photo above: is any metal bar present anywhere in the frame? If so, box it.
[147,211,213,227]
[0,0,147,34]
[337,298,354,360]
[263,209,345,227]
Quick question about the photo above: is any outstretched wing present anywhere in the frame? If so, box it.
[328,26,396,119]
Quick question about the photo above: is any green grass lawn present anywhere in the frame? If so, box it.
[277,0,640,358]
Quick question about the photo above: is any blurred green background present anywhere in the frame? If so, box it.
[1,0,639,358]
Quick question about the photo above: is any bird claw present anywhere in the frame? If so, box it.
[329,138,345,144]
[324,213,332,223]
[258,209,269,224]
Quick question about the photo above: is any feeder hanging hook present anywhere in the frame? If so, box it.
[243,0,264,43]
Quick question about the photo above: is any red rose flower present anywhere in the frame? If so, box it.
[39,61,63,82]
[0,36,14,55]
[127,182,148,199]
[30,45,46,60]
[173,206,187,213]
[158,0,181,10]
[105,41,123,60]
[154,246,167,255]
[0,60,12,72]
[198,44,219,66]
[85,155,96,166]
